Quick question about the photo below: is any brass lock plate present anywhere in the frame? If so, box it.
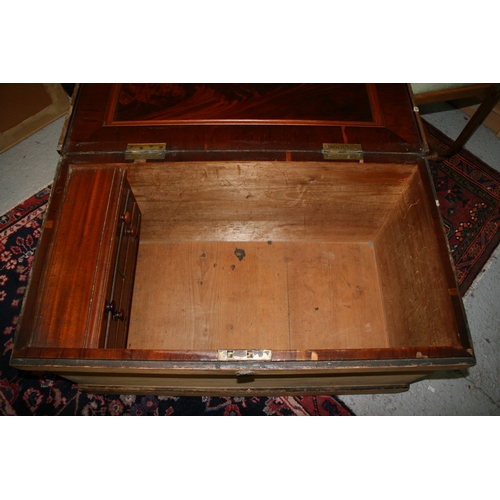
[217,349,272,361]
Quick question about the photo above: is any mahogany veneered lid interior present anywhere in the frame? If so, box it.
[62,83,423,161]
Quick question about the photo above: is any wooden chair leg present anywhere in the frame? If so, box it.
[427,84,500,162]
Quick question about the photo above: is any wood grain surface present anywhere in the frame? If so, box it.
[28,167,125,348]
[107,83,377,125]
[62,84,423,157]
[128,241,289,350]
[125,161,415,242]
[375,165,462,348]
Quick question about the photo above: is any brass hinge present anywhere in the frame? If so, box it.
[125,143,167,161]
[217,349,272,361]
[322,143,363,160]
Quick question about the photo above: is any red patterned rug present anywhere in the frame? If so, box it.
[2,124,499,415]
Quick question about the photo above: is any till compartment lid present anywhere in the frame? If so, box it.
[61,83,424,162]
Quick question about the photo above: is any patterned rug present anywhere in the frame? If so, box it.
[2,124,499,415]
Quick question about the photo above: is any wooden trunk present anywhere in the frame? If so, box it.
[11,84,474,395]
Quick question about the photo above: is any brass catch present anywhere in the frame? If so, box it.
[322,143,363,160]
[217,349,272,361]
[125,143,167,160]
